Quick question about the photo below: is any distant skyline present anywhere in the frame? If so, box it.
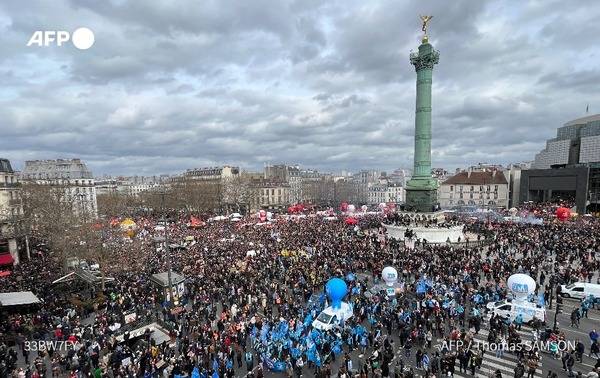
[1,1,599,177]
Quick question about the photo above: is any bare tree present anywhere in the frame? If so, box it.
[96,192,133,218]
[222,176,253,214]
[20,182,80,266]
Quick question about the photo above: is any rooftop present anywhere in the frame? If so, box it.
[442,170,508,185]
[0,158,14,173]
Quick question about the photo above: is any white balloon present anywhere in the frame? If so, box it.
[506,274,536,300]
[348,204,356,213]
[381,266,398,287]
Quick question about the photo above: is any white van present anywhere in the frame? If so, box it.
[487,300,546,325]
[312,302,354,331]
[560,282,600,300]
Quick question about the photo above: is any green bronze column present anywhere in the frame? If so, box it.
[405,33,440,212]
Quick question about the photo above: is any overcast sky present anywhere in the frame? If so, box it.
[1,1,599,177]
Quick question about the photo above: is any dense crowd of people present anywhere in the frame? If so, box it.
[1,201,600,378]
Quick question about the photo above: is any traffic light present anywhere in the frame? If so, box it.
[556,296,563,314]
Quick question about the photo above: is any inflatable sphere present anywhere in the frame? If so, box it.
[347,204,356,213]
[361,205,368,212]
[508,207,518,216]
[341,202,348,212]
[295,204,303,213]
[381,266,398,287]
[120,219,136,237]
[556,207,571,222]
[507,273,536,301]
[325,278,348,309]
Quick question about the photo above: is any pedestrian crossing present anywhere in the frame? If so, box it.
[431,327,545,378]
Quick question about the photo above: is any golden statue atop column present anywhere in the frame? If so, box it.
[420,14,433,42]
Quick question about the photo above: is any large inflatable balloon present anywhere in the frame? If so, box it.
[361,205,368,212]
[556,207,571,222]
[507,273,536,301]
[288,206,294,214]
[347,204,356,213]
[120,219,136,237]
[508,207,518,216]
[295,204,303,213]
[259,210,267,222]
[325,278,348,309]
[381,266,398,287]
[341,202,348,212]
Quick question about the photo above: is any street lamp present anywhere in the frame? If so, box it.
[155,191,174,308]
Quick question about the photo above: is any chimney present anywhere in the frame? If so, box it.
[492,169,497,178]
[467,167,472,178]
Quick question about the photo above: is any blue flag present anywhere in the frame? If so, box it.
[212,371,219,378]
[537,292,545,307]
[318,292,325,303]
[332,343,342,355]
[213,358,218,371]
[192,368,200,378]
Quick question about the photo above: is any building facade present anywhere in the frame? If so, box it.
[184,166,240,180]
[20,159,98,221]
[0,158,27,266]
[439,169,509,210]
[264,164,301,204]
[522,114,600,213]
[250,178,290,211]
[533,114,600,169]
[367,182,405,205]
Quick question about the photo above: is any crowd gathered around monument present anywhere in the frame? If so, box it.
[1,200,600,378]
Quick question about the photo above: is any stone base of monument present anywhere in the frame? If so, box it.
[383,211,465,244]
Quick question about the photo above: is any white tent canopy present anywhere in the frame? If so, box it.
[0,291,42,306]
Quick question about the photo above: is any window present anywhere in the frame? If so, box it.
[470,186,474,191]
[469,193,473,199]
[494,185,498,191]
[479,185,484,191]
[459,186,463,192]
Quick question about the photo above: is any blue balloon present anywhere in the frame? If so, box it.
[326,278,348,309]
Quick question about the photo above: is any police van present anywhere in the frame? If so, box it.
[312,302,354,331]
[487,300,546,325]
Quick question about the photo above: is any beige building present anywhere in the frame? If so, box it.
[439,168,509,210]
[0,158,27,266]
[250,178,290,211]
[184,165,240,180]
[20,158,98,221]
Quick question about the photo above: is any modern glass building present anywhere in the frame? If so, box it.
[521,114,600,213]
[533,114,600,169]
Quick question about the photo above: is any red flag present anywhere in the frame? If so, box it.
[190,215,203,227]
